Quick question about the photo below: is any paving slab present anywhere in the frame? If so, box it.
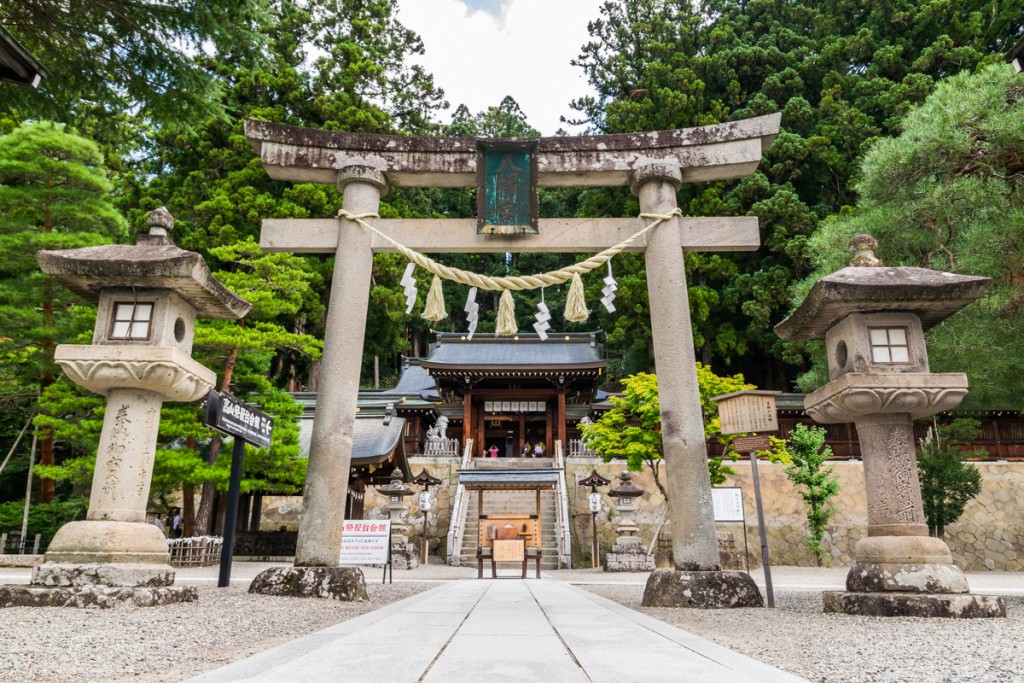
[187,577,807,683]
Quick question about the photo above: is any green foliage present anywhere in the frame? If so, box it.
[784,424,841,566]
[0,497,87,539]
[580,367,786,500]
[569,0,1020,388]
[917,418,984,538]
[0,1,271,139]
[792,65,1024,408]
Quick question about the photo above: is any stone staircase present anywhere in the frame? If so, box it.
[458,458,561,570]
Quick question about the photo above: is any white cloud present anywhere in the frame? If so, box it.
[397,0,604,135]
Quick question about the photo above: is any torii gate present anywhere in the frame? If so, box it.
[244,114,779,606]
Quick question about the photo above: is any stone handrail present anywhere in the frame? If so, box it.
[553,441,573,569]
[568,439,597,457]
[424,438,459,457]
[445,438,474,566]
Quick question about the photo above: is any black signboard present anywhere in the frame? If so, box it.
[204,391,273,448]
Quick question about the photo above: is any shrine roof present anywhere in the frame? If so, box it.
[296,409,409,476]
[415,333,607,373]
[775,266,993,340]
[456,468,561,490]
[0,27,49,88]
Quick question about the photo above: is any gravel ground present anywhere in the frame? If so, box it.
[0,561,472,683]
[1,563,1020,683]
[575,574,1024,683]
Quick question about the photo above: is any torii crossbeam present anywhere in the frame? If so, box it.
[244,114,780,606]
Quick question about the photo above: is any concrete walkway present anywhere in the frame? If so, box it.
[187,577,806,683]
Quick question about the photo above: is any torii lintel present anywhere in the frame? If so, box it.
[243,114,781,189]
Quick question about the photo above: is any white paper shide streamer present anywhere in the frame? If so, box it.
[601,261,618,313]
[533,289,552,341]
[464,287,479,340]
[400,262,418,314]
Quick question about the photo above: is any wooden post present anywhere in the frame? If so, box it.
[463,388,473,456]
[249,492,263,532]
[557,386,566,450]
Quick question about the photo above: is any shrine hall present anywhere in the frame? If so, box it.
[402,332,608,458]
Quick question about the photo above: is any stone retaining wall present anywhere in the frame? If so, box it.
[259,458,1023,571]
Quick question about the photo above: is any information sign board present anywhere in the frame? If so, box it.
[712,487,745,523]
[732,435,771,453]
[339,520,392,565]
[203,391,273,448]
[713,390,780,434]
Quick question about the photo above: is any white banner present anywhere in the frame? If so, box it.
[339,519,391,565]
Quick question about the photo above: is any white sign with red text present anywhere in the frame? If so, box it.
[339,520,391,565]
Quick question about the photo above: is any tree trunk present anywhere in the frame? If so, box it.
[39,276,55,503]
[182,485,195,537]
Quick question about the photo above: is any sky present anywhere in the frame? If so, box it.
[396,0,605,135]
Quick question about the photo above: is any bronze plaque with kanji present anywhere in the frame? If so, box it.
[476,139,539,234]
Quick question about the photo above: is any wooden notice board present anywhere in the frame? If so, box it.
[493,539,525,562]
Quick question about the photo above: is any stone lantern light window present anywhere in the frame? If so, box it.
[109,301,154,340]
[868,326,911,364]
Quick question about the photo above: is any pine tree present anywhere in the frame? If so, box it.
[792,64,1024,408]
[569,0,1023,388]
[0,121,127,502]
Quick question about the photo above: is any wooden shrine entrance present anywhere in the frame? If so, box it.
[415,332,605,458]
[459,469,559,579]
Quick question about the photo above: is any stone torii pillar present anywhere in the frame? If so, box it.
[244,115,780,605]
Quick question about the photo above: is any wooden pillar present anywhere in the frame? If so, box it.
[239,493,251,532]
[557,386,567,450]
[463,388,473,456]
[478,401,487,457]
[249,492,263,532]
[545,399,553,455]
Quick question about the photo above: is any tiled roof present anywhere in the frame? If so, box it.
[417,333,606,370]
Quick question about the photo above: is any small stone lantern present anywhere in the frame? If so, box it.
[605,471,654,572]
[376,468,418,570]
[775,235,1005,618]
[11,208,250,607]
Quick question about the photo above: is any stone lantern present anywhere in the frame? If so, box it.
[377,468,418,570]
[605,471,654,572]
[5,208,250,607]
[775,235,1004,618]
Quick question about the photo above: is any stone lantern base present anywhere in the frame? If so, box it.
[642,569,763,608]
[605,538,655,572]
[0,520,198,609]
[823,536,1006,618]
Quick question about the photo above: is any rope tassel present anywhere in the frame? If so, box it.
[423,274,447,322]
[495,289,518,335]
[564,272,590,323]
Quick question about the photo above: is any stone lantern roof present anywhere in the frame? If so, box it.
[775,235,991,341]
[36,208,251,320]
[608,471,644,498]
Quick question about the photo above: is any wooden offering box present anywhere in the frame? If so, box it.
[478,514,540,550]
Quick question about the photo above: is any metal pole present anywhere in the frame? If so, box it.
[217,437,246,588]
[748,451,774,607]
